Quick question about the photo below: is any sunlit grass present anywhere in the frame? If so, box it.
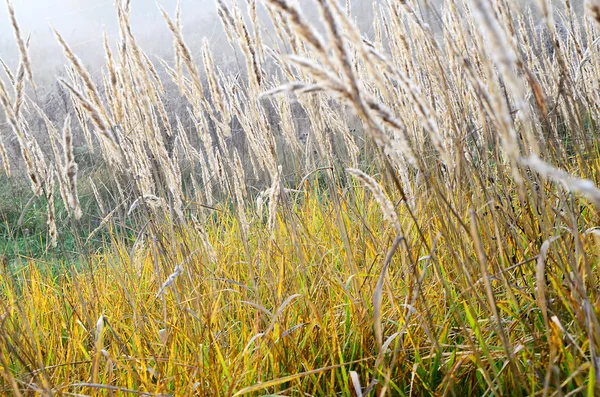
[1,0,600,395]
[2,173,599,395]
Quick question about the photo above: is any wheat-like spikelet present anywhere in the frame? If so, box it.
[188,109,217,205]
[191,216,217,263]
[347,168,401,234]
[279,55,409,167]
[30,102,74,209]
[521,155,600,206]
[0,131,9,176]
[46,169,57,248]
[58,78,121,160]
[175,118,192,164]
[88,177,106,215]
[216,0,236,40]
[117,11,163,116]
[127,194,166,216]
[264,0,333,69]
[232,149,248,201]
[229,151,250,237]
[246,0,264,65]
[0,77,42,194]
[169,144,186,222]
[103,31,125,127]
[5,0,35,90]
[267,165,282,232]
[325,0,387,93]
[378,75,438,167]
[587,0,600,29]
[0,65,13,176]
[159,6,204,99]
[13,61,25,118]
[155,264,183,298]
[141,51,164,95]
[233,6,262,91]
[54,29,110,123]
[316,0,357,94]
[273,92,302,154]
[0,58,15,84]
[68,84,95,153]
[283,55,348,95]
[62,116,82,219]
[202,39,228,119]
[466,0,528,185]
[194,109,219,172]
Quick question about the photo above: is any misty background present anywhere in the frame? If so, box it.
[0,0,223,83]
[1,0,582,88]
[0,0,381,87]
[0,0,378,166]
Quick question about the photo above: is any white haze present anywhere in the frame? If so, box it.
[0,0,219,85]
[4,0,579,89]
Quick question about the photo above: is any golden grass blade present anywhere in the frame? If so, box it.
[232,358,372,396]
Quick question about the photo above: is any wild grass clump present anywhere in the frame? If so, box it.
[1,0,600,395]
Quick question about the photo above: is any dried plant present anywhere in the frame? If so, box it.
[0,0,599,396]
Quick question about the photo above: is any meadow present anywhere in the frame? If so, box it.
[1,0,600,395]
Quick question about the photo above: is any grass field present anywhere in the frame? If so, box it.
[1,0,600,395]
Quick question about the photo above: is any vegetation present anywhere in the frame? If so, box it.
[1,0,600,395]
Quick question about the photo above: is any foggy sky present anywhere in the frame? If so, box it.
[4,0,575,87]
[0,0,219,83]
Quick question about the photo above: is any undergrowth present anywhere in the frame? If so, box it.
[1,0,600,395]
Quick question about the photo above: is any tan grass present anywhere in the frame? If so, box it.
[1,0,600,395]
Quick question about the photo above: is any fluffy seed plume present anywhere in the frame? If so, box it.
[156,265,183,298]
[58,78,120,156]
[521,155,600,206]
[54,29,108,121]
[586,0,600,29]
[347,168,401,234]
[5,0,35,90]
[46,169,58,248]
[159,6,204,98]
[62,116,82,219]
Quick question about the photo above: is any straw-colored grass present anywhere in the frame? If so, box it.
[1,0,600,395]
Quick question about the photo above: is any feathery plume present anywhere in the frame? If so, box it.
[46,169,57,248]
[5,0,35,89]
[62,116,82,219]
[156,265,183,298]
[347,168,401,234]
[521,156,600,206]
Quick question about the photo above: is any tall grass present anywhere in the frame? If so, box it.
[1,0,600,395]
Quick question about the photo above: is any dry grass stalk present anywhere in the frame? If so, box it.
[587,0,600,29]
[521,155,600,206]
[0,77,43,193]
[58,78,121,161]
[5,0,35,90]
[0,0,599,394]
[347,168,401,234]
[46,169,57,248]
[62,116,82,219]
[159,6,204,100]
